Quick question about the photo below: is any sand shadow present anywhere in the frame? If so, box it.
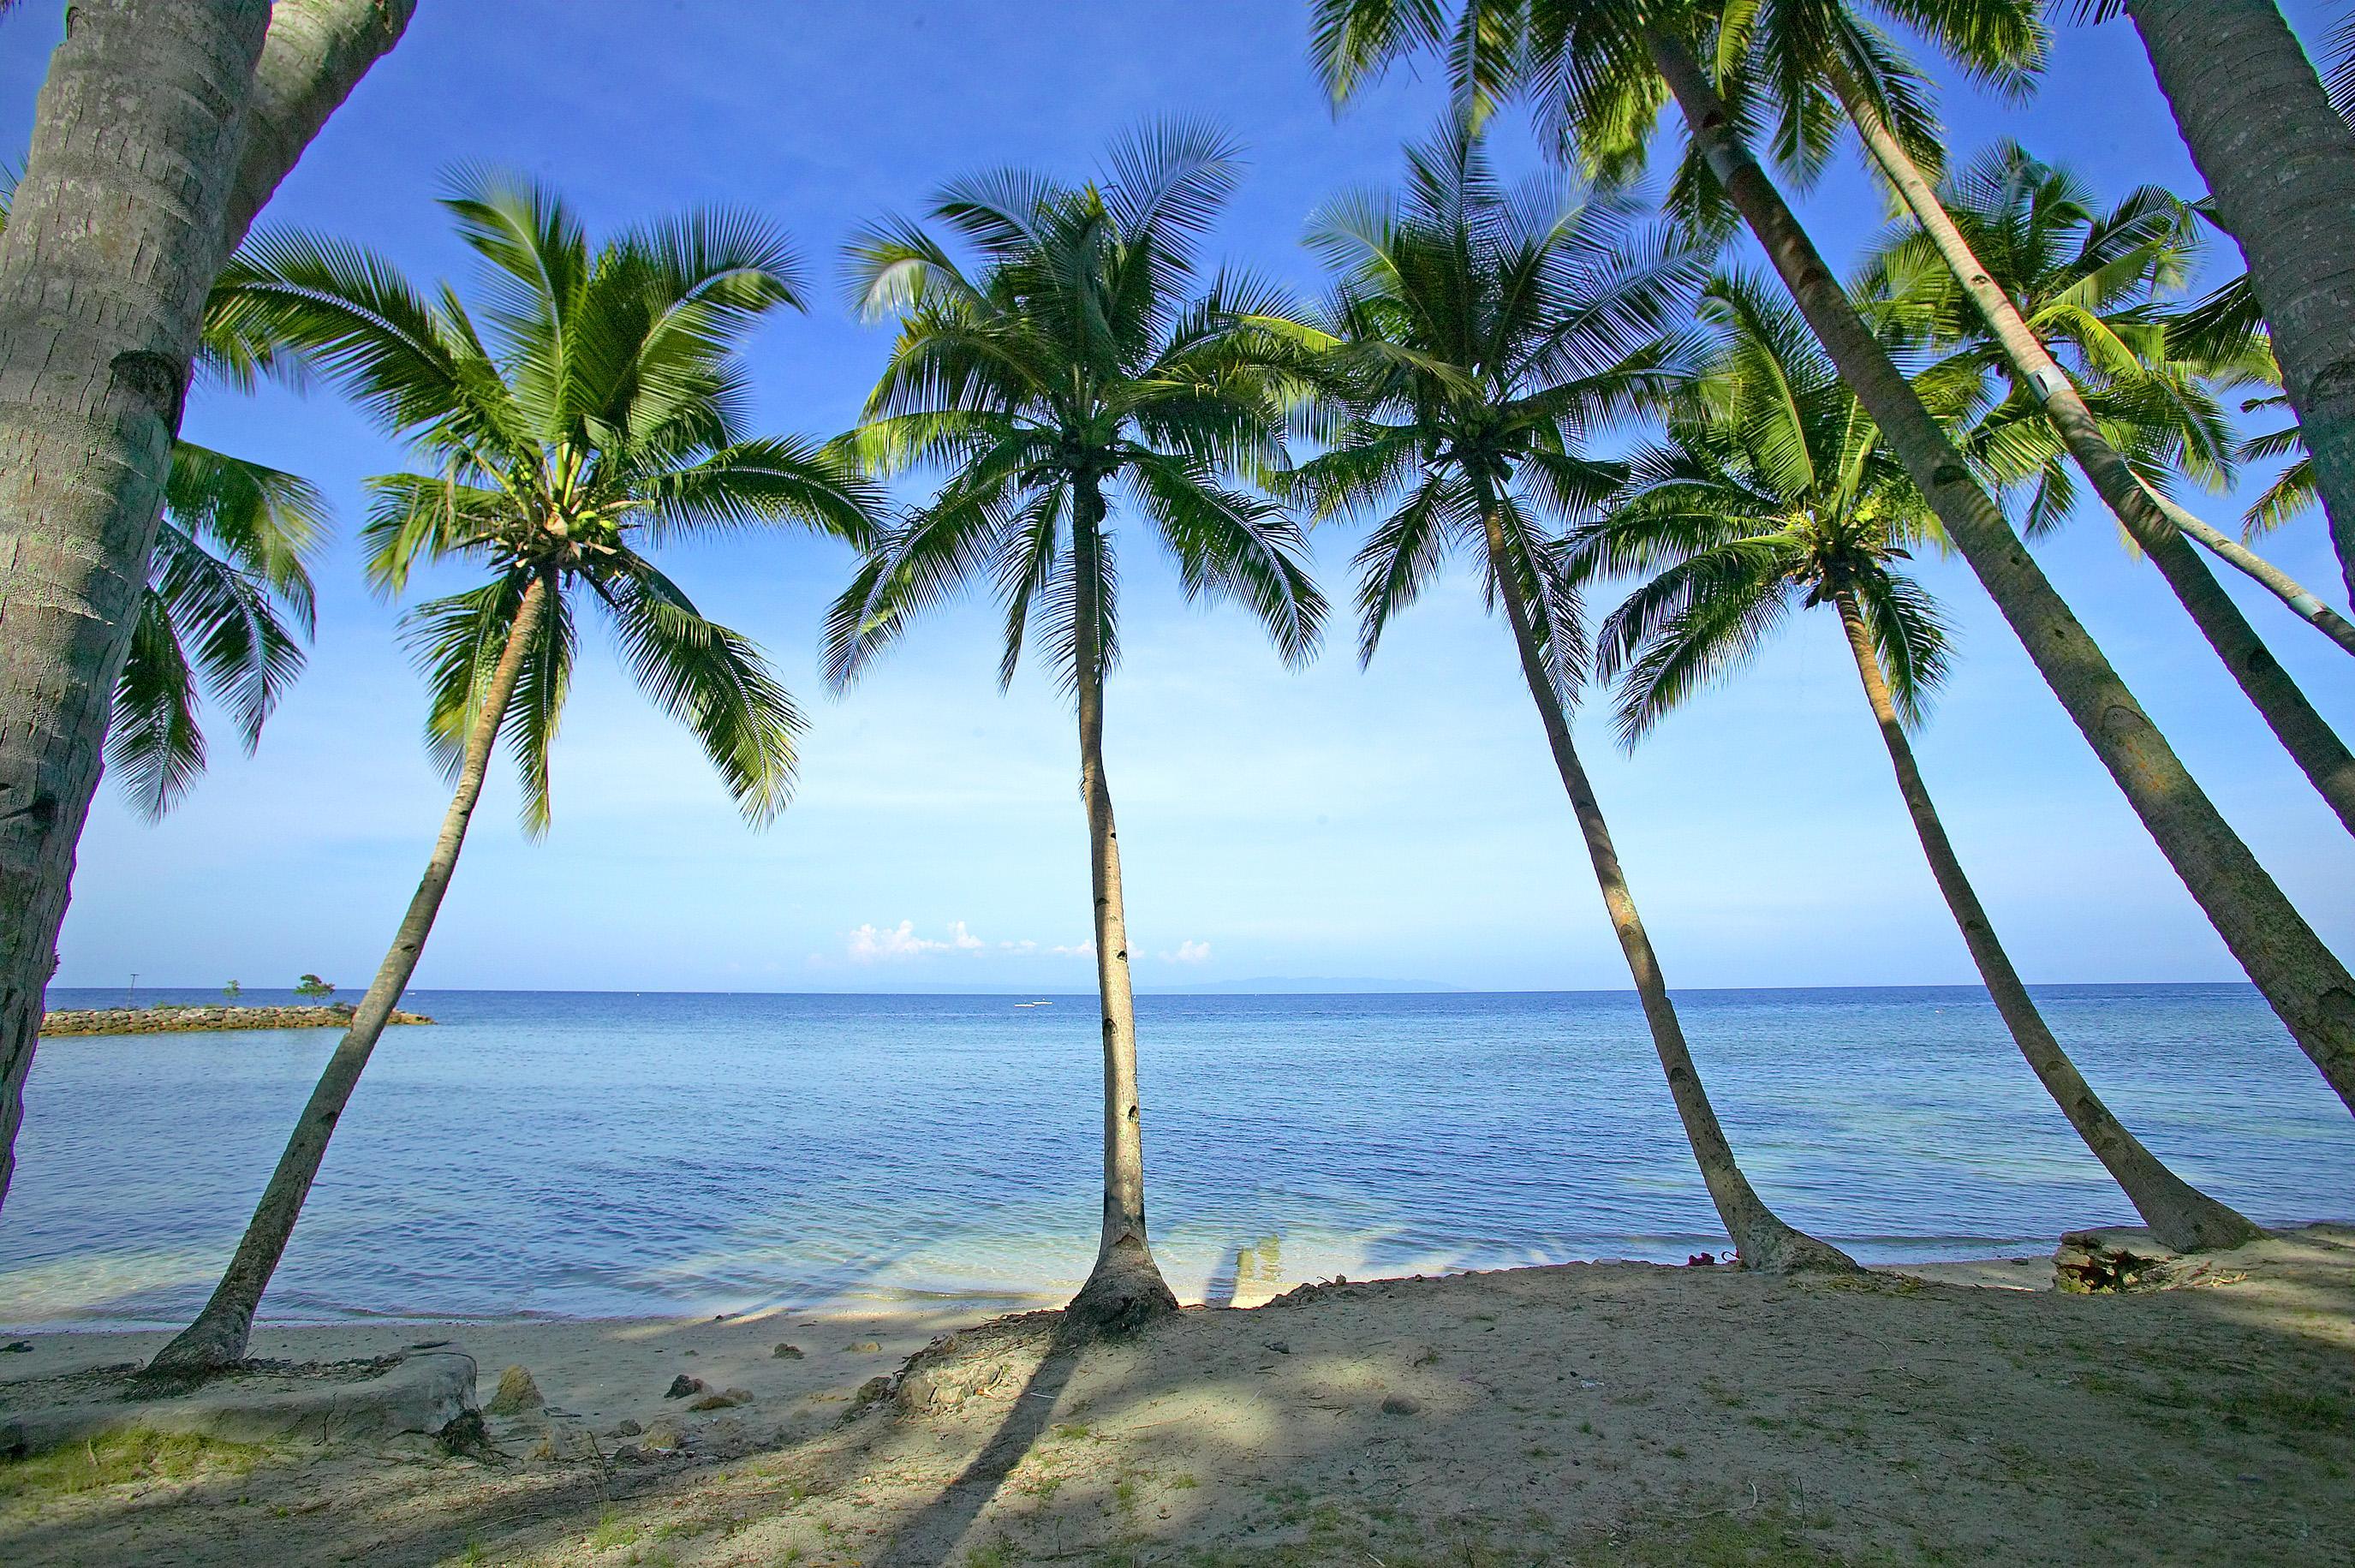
[876,1328,1088,1567]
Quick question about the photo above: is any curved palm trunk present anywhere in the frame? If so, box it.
[1832,590,2261,1252]
[146,575,551,1376]
[0,0,413,1213]
[1830,61,2355,838]
[2155,496,2355,659]
[1479,505,1854,1273]
[2123,0,2355,605]
[1063,485,1178,1334]
[1649,33,2355,1115]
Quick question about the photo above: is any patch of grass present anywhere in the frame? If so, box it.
[1051,1422,1093,1441]
[964,1543,1017,1568]
[0,1430,265,1504]
[1171,1473,1200,1489]
[588,1509,641,1550]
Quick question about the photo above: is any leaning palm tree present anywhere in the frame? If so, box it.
[826,122,1326,1333]
[2074,0,2355,604]
[1312,0,2355,1115]
[146,176,882,1374]
[1851,142,2355,834]
[112,442,327,820]
[0,170,326,820]
[1582,275,2260,1251]
[1294,127,1851,1273]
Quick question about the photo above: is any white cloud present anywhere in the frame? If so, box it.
[1164,939,1213,964]
[1051,939,1095,958]
[845,919,985,963]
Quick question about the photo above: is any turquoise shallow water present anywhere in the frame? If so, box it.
[2,984,2348,1328]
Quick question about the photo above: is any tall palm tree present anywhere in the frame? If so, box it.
[0,0,414,1217]
[1851,141,2355,833]
[825,123,1326,1333]
[1711,0,2355,662]
[2076,0,2355,604]
[3,166,329,823]
[1294,127,1852,1273]
[1583,276,2261,1250]
[113,441,326,820]
[1312,0,2355,1116]
[146,176,882,1374]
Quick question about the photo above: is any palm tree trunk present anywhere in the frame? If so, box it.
[0,0,413,1214]
[145,574,551,1376]
[1063,481,1178,1334]
[2124,0,2355,605]
[1828,58,2355,838]
[1831,589,2261,1252]
[1648,31,2355,1115]
[1478,503,1854,1273]
[2154,496,2355,659]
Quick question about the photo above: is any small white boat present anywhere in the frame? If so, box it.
[1014,999,1053,1009]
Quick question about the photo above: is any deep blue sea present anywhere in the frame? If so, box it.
[2,985,2349,1329]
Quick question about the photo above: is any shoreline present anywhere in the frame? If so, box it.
[37,1004,435,1038]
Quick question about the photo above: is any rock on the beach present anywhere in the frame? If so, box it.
[607,1418,641,1437]
[686,1386,751,1411]
[1380,1393,1422,1415]
[844,1339,884,1355]
[665,1374,705,1399]
[772,1342,804,1359]
[485,1364,542,1416]
[640,1418,683,1454]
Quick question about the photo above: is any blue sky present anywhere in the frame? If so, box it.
[8,2,2351,994]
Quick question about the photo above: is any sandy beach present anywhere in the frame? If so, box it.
[0,1226,2346,1565]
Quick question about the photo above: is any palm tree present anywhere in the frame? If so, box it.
[1851,141,2355,833]
[2,168,329,824]
[0,0,413,1216]
[1294,128,1853,1273]
[1582,276,2261,1250]
[145,176,883,1374]
[1312,0,2355,1115]
[825,123,1326,1333]
[2077,0,2355,604]
[113,441,326,820]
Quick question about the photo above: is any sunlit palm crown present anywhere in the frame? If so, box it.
[1309,0,2041,206]
[212,174,883,830]
[1291,122,1702,685]
[1857,141,2241,536]
[823,121,1324,694]
[1578,274,1952,740]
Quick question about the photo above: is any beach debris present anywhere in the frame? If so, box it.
[607,1418,642,1437]
[485,1364,543,1416]
[1687,1252,1719,1267]
[665,1374,706,1399]
[2053,1231,2245,1294]
[435,1409,496,1459]
[1380,1393,1422,1416]
[854,1375,894,1405]
[688,1387,753,1411]
[1265,1340,1291,1355]
[640,1418,683,1454]
[844,1339,884,1354]
[772,1342,804,1359]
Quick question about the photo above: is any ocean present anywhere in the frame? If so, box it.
[2,985,2348,1329]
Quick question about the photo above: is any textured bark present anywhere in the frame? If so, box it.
[0,1,273,1216]
[1650,33,2355,1114]
[0,0,414,1214]
[2155,497,2355,659]
[1479,502,1855,1273]
[146,575,548,1374]
[1831,60,2355,838]
[1064,481,1177,1334]
[1832,590,2262,1252]
[2125,0,2355,604]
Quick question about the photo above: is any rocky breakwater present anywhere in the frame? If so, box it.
[40,1003,435,1037]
